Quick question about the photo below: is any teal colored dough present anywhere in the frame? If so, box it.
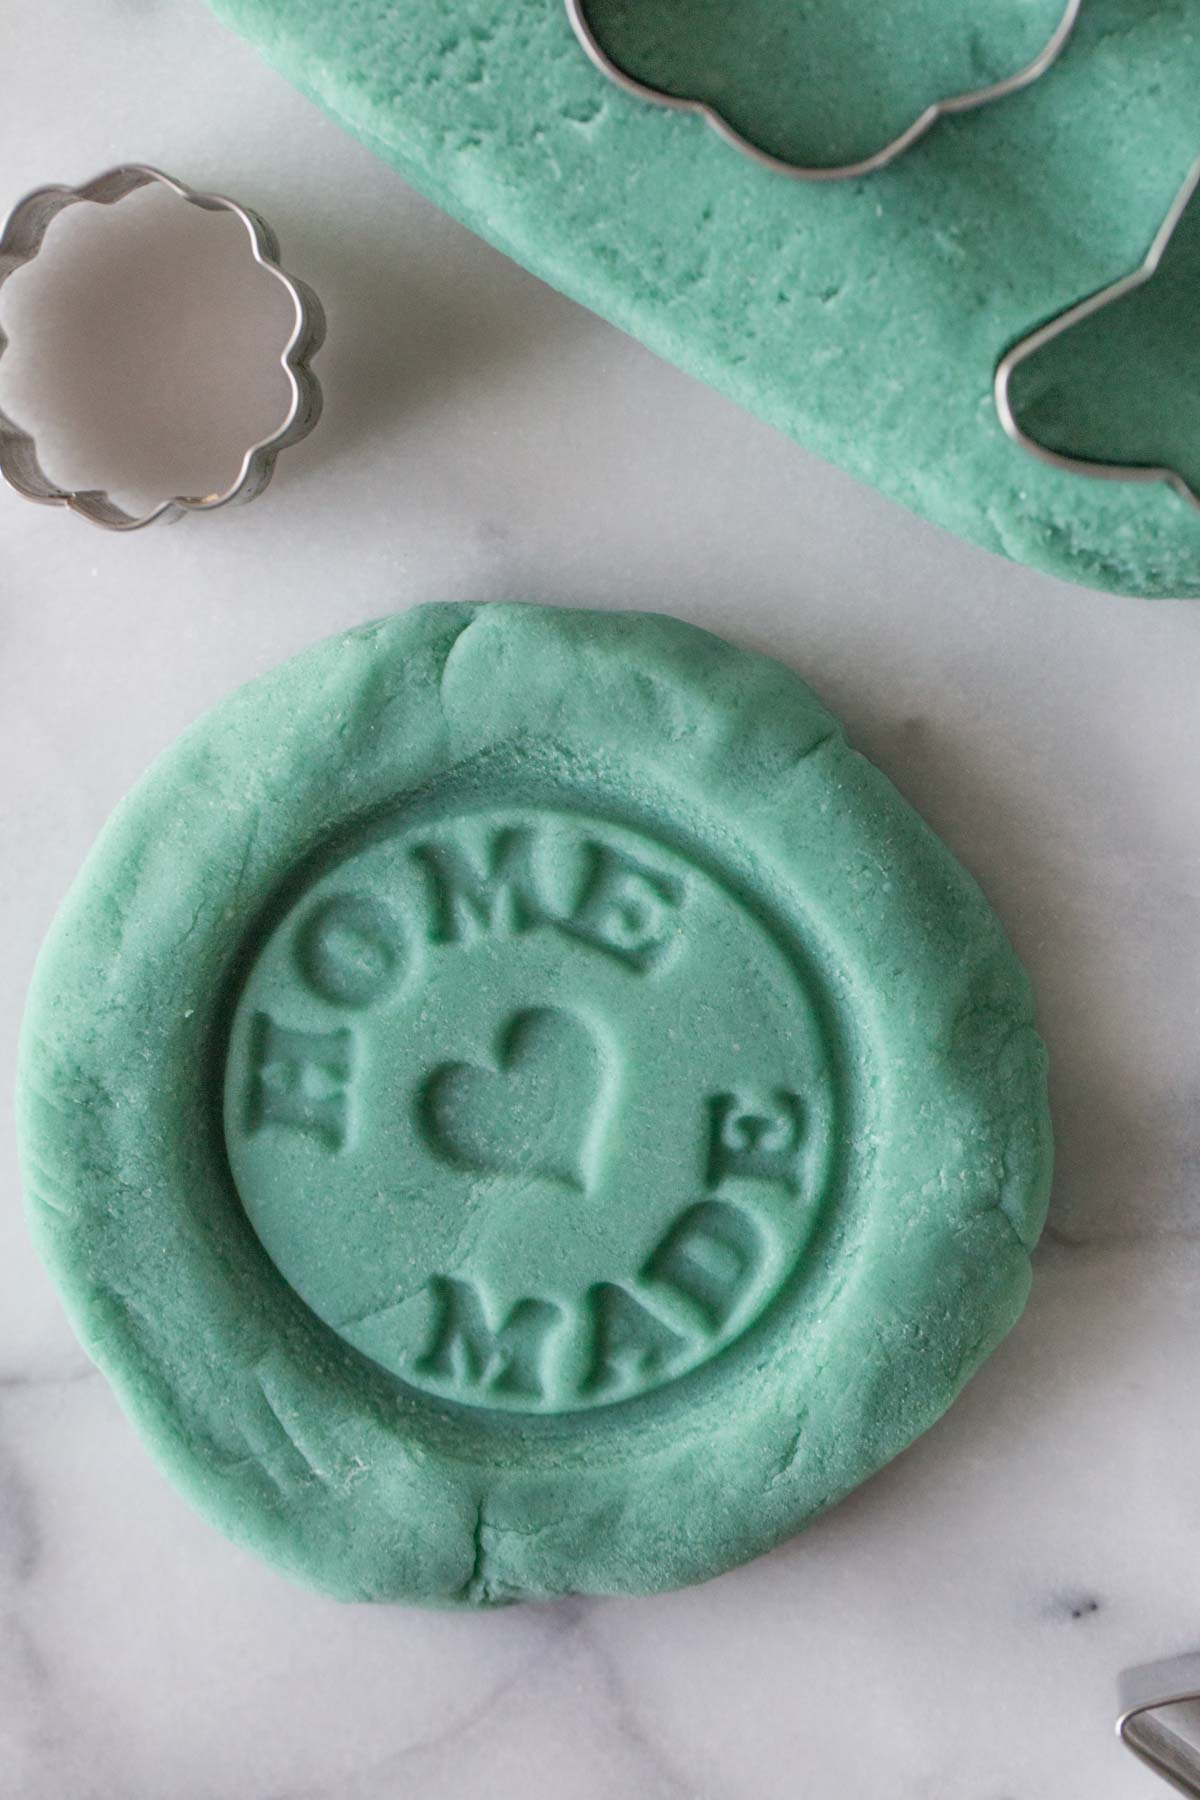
[17,605,1052,1604]
[204,0,1200,596]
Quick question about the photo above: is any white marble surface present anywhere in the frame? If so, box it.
[2,3,1200,1796]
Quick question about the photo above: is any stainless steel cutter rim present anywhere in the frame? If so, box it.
[564,0,1082,182]
[0,163,325,531]
[1118,1652,1200,1797]
[994,156,1200,513]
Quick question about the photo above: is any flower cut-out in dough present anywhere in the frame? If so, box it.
[565,0,1082,180]
[995,157,1200,512]
[0,164,324,531]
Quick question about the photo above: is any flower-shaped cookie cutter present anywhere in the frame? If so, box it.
[995,157,1200,512]
[0,164,325,530]
[1118,1651,1200,1796]
[564,0,1082,182]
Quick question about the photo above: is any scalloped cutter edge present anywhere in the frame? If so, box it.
[0,164,325,531]
[564,0,1082,182]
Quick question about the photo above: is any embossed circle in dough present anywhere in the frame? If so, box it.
[17,605,1051,1604]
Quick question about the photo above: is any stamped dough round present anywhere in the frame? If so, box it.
[17,605,1051,1604]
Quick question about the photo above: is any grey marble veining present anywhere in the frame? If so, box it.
[1,0,1198,1795]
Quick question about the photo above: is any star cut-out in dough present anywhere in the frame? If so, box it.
[995,157,1200,512]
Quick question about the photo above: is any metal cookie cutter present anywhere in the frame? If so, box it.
[0,164,325,531]
[1119,1653,1200,1796]
[564,0,1081,181]
[994,156,1200,512]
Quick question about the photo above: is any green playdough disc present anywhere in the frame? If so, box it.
[17,605,1051,1604]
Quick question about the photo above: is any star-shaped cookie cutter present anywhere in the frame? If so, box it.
[0,164,325,531]
[564,0,1081,181]
[994,156,1200,512]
